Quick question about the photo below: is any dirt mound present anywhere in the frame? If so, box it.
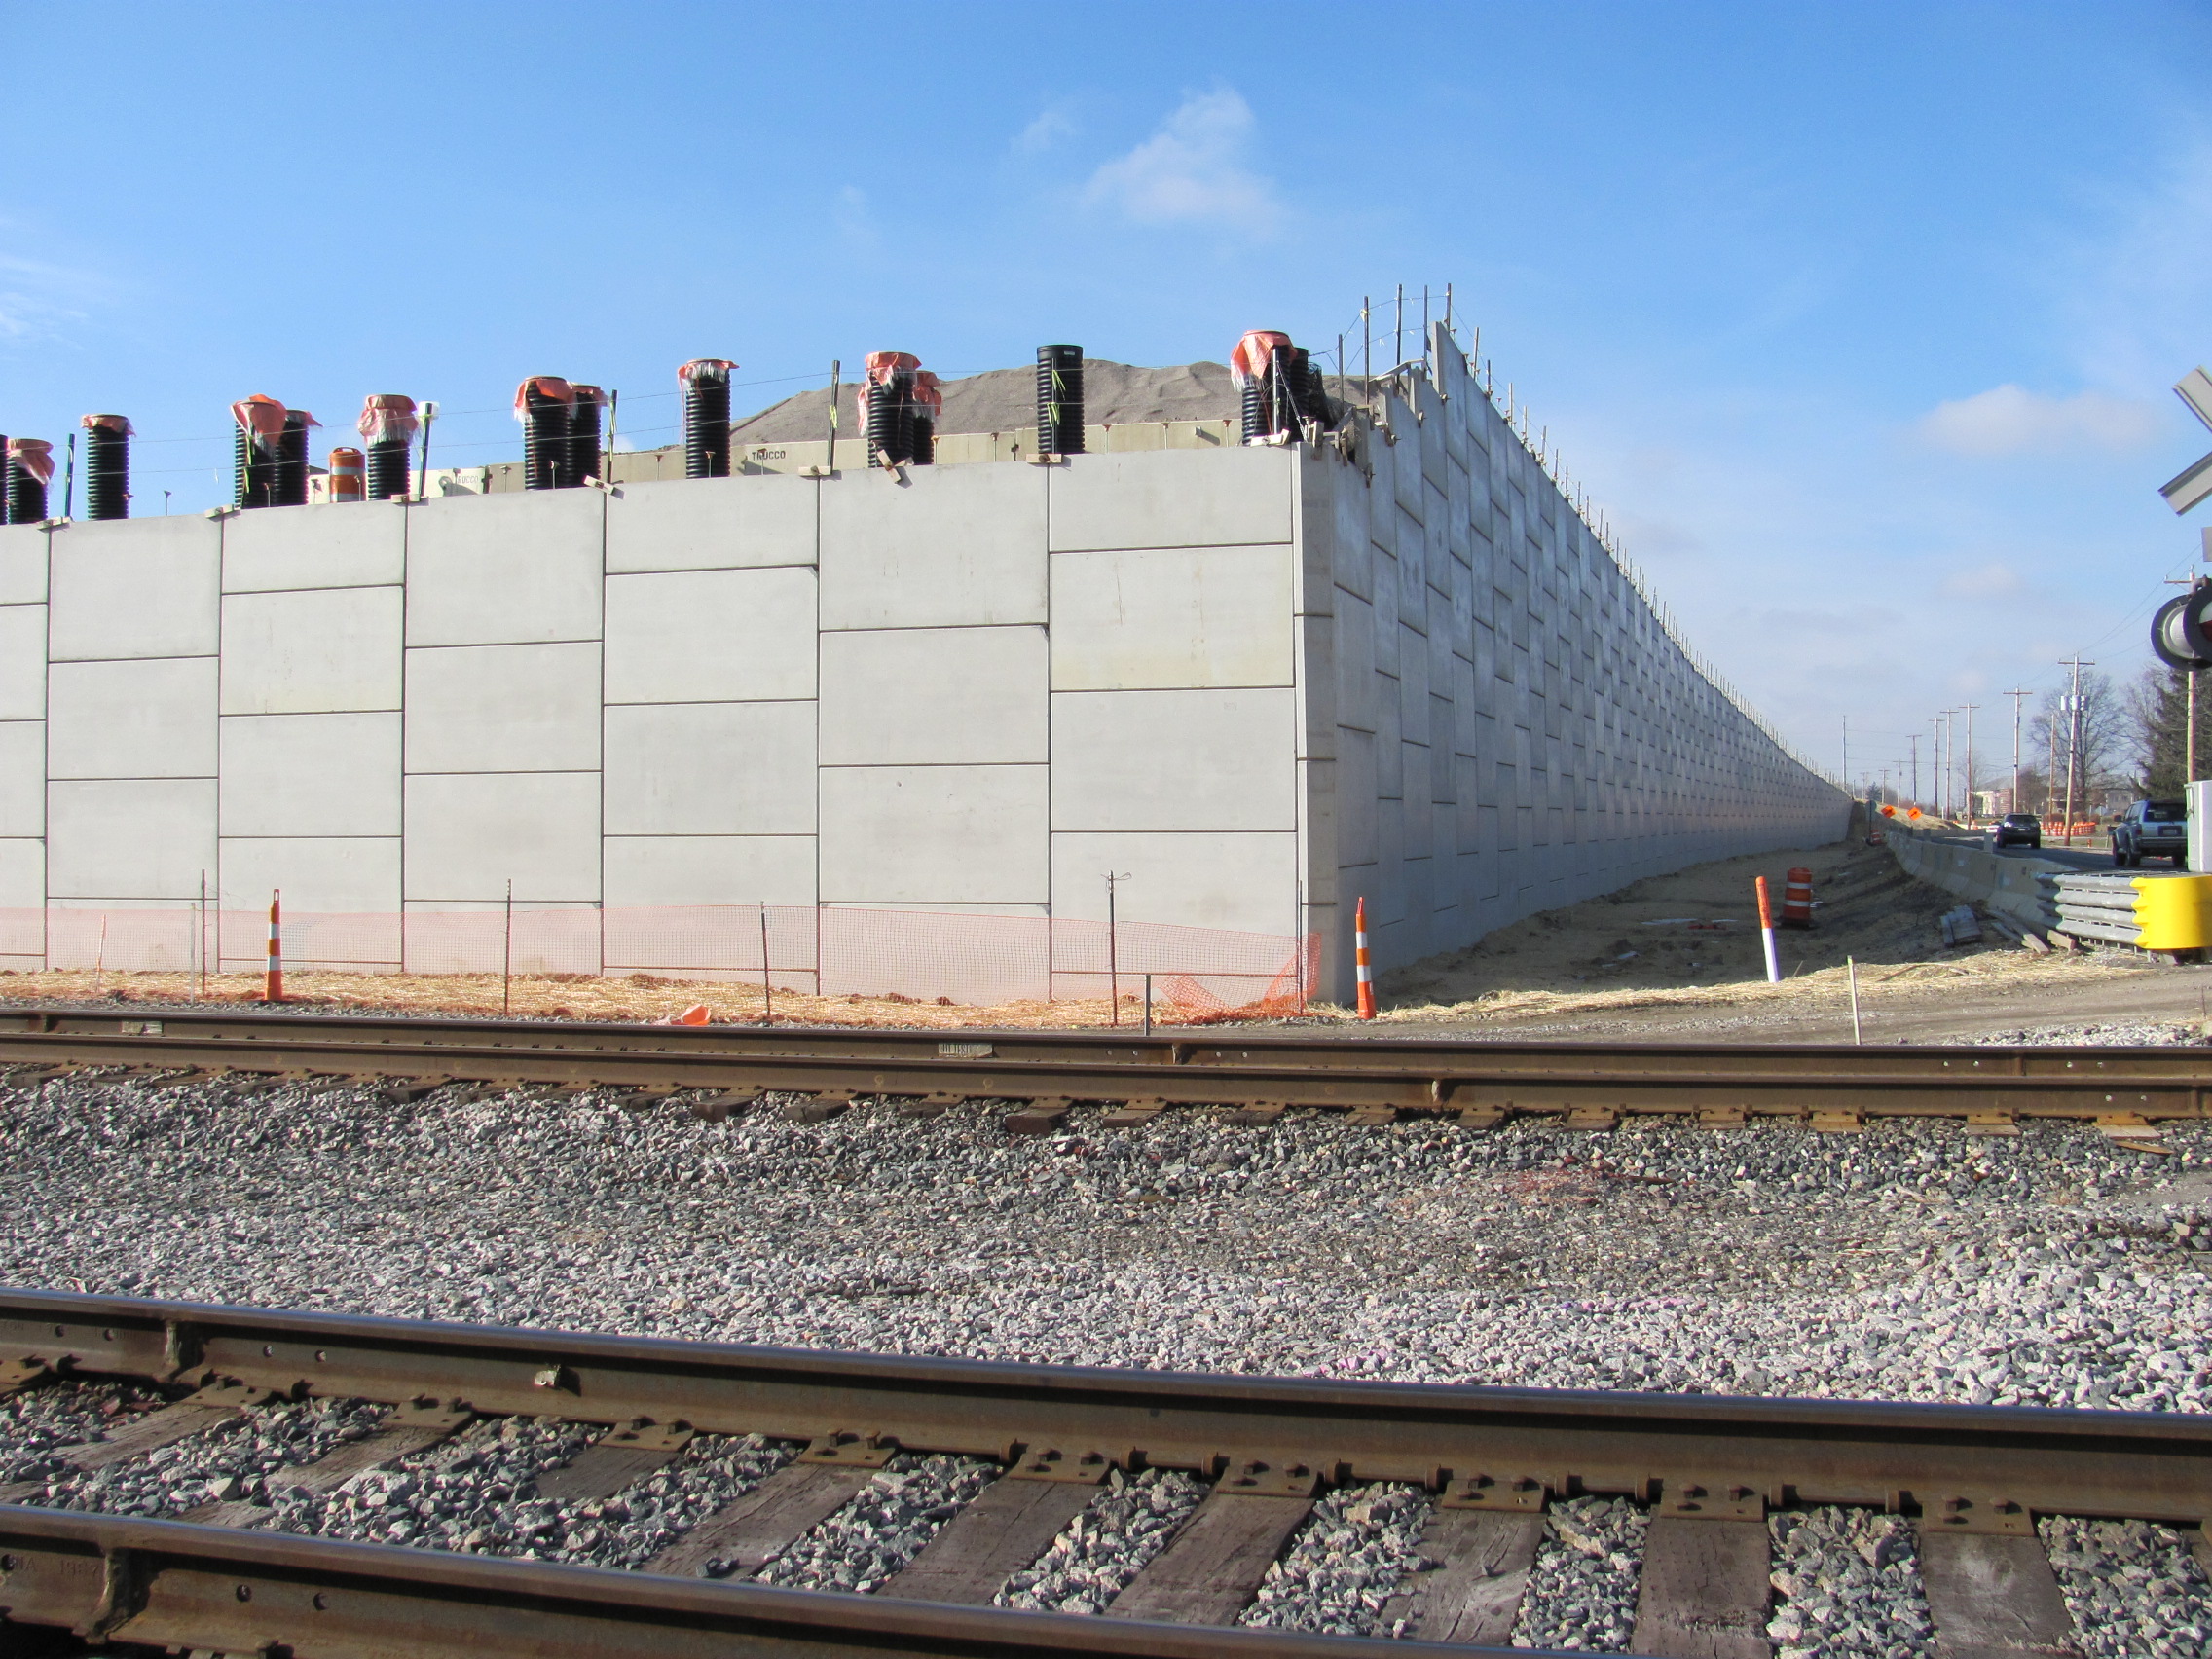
[730,360,1237,442]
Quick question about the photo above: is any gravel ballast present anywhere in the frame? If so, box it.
[4,1022,2212,1645]
[3,1050,2206,1408]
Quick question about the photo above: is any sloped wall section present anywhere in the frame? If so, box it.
[1296,330,1849,999]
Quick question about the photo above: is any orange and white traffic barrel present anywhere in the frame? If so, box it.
[1782,866,1814,928]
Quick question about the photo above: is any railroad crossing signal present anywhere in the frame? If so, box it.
[2162,365,2212,516]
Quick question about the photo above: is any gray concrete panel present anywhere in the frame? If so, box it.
[47,778,215,900]
[0,721,41,838]
[1050,830,1298,937]
[405,643,601,774]
[1051,688,1295,832]
[604,701,816,835]
[219,713,401,837]
[48,516,219,661]
[605,475,817,573]
[819,764,1048,904]
[222,501,405,592]
[405,489,604,646]
[219,836,400,914]
[220,586,403,716]
[0,606,45,720]
[821,626,1047,766]
[1049,546,1293,691]
[820,464,1045,629]
[48,657,216,780]
[1047,446,1291,553]
[0,526,45,606]
[0,836,40,916]
[404,771,601,903]
[603,834,816,906]
[605,567,817,704]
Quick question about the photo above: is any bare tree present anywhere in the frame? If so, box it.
[2030,671,2125,812]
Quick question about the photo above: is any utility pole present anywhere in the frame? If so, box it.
[1961,703,1979,824]
[1840,716,1848,795]
[2060,658,2093,844]
[1909,733,1919,809]
[2005,689,2029,815]
[1944,709,1958,819]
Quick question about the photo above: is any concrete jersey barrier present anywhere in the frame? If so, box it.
[1883,823,2065,934]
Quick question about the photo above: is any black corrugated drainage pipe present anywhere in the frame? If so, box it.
[358,396,420,501]
[4,439,53,524]
[515,377,576,491]
[679,359,734,478]
[80,415,131,519]
[1037,345,1084,454]
[231,396,287,509]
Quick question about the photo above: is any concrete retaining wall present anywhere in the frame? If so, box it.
[0,361,1848,999]
[1298,328,1849,998]
[1883,824,2064,932]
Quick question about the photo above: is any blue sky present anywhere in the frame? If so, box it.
[3,1,2209,791]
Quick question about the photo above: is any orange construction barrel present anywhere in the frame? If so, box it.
[328,446,364,502]
[1782,866,1814,928]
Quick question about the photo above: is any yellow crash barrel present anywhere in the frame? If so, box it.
[2131,874,2212,950]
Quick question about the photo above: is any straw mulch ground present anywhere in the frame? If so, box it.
[0,970,1317,1029]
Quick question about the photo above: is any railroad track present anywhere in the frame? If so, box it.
[0,1290,2204,1659]
[3,1003,2210,1133]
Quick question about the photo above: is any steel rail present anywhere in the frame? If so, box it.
[0,1505,1541,1659]
[2,1005,2208,1119]
[1,1290,2206,1525]
[0,1290,2206,1659]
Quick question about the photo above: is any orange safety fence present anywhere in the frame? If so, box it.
[0,903,1321,1020]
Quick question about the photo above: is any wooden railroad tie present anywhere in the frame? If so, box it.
[2095,1111,2172,1155]
[1099,1099,1165,1127]
[898,1092,969,1120]
[1003,1098,1071,1135]
[785,1091,853,1124]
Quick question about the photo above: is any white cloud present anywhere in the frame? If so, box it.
[1085,88,1281,237]
[1939,561,2028,601]
[1915,384,2163,457]
[1015,107,1076,154]
[0,247,102,342]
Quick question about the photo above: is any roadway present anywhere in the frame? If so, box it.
[1919,827,2131,873]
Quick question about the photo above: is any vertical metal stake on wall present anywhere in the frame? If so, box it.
[502,879,513,1016]
[759,905,774,1025]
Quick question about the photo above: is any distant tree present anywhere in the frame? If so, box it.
[2126,664,2209,798]
[2030,670,2126,813]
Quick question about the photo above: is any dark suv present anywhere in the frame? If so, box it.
[1989,812,2042,849]
[2112,799,2188,867]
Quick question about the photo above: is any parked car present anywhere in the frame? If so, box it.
[2112,799,2189,867]
[1988,812,2042,849]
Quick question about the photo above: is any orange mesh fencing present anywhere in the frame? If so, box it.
[0,903,1320,1019]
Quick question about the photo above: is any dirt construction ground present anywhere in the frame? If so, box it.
[1,836,2203,1041]
[1365,832,2212,1044]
